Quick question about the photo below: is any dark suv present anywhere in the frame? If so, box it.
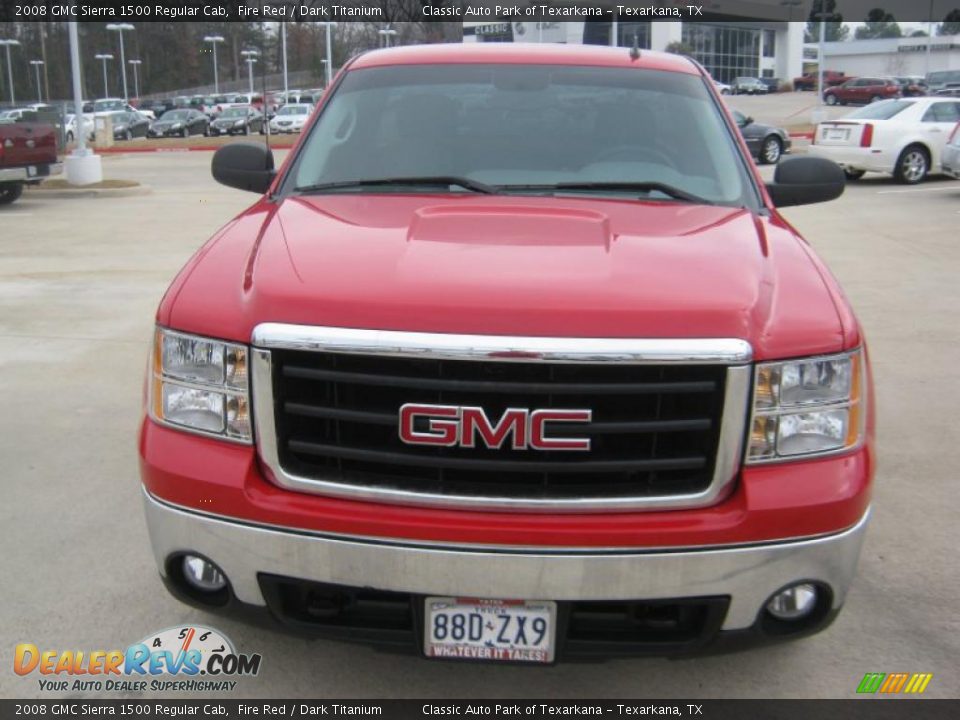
[824,78,901,106]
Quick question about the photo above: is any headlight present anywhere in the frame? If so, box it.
[149,328,251,443]
[171,123,182,129]
[234,120,244,127]
[747,349,864,463]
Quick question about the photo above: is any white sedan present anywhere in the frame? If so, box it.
[269,103,313,134]
[808,97,960,183]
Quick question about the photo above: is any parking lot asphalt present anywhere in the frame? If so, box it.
[1,150,958,700]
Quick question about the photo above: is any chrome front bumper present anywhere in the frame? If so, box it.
[143,490,870,632]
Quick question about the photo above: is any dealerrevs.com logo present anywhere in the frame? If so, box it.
[14,625,261,693]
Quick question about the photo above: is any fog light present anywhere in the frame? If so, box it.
[182,555,227,592]
[766,583,818,621]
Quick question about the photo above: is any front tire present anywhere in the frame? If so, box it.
[825,94,837,106]
[760,136,783,165]
[0,182,25,205]
[894,145,929,184]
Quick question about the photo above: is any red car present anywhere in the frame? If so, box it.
[824,77,901,105]
[140,44,872,663]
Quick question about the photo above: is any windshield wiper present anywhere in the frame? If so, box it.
[295,176,498,195]
[499,181,716,205]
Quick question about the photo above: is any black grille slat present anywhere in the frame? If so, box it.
[283,402,711,435]
[271,350,726,502]
[288,440,706,474]
[282,365,716,396]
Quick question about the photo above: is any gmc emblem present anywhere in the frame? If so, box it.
[399,404,592,451]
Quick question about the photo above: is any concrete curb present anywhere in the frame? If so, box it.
[93,144,296,154]
[27,184,153,199]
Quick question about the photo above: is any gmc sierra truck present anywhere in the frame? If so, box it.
[140,45,874,663]
[0,120,61,205]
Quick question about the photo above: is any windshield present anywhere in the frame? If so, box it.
[847,100,914,120]
[221,108,249,118]
[160,110,190,121]
[289,64,752,206]
[95,100,124,112]
[280,105,310,115]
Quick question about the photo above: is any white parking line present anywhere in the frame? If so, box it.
[877,186,960,194]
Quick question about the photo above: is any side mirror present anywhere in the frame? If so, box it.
[740,115,753,127]
[765,156,845,208]
[211,142,276,194]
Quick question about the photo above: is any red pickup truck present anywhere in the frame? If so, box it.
[0,121,61,204]
[794,70,850,91]
[140,45,873,663]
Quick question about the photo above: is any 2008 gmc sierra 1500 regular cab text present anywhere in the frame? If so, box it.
[139,44,874,663]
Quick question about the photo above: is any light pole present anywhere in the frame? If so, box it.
[66,20,103,185]
[30,60,44,102]
[241,50,258,95]
[320,22,337,87]
[128,59,142,99]
[203,35,225,94]
[0,39,21,105]
[281,22,288,102]
[95,53,113,98]
[106,23,134,102]
[378,27,397,48]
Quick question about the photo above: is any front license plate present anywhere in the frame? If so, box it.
[424,597,556,664]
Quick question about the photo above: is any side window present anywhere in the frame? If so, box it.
[924,103,960,123]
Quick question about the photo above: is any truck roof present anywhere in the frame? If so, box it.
[349,43,702,75]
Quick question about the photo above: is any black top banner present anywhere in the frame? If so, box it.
[1,1,959,24]
[0,700,958,720]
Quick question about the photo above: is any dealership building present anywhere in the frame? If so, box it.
[813,34,960,78]
[463,13,806,86]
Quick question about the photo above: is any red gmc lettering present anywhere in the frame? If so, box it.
[461,407,528,449]
[399,405,592,451]
[529,410,592,451]
[398,404,459,446]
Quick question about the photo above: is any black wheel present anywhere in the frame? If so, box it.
[844,169,866,180]
[0,182,25,205]
[894,145,929,185]
[825,94,837,106]
[760,136,783,165]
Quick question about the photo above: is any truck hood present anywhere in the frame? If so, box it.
[163,194,852,361]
